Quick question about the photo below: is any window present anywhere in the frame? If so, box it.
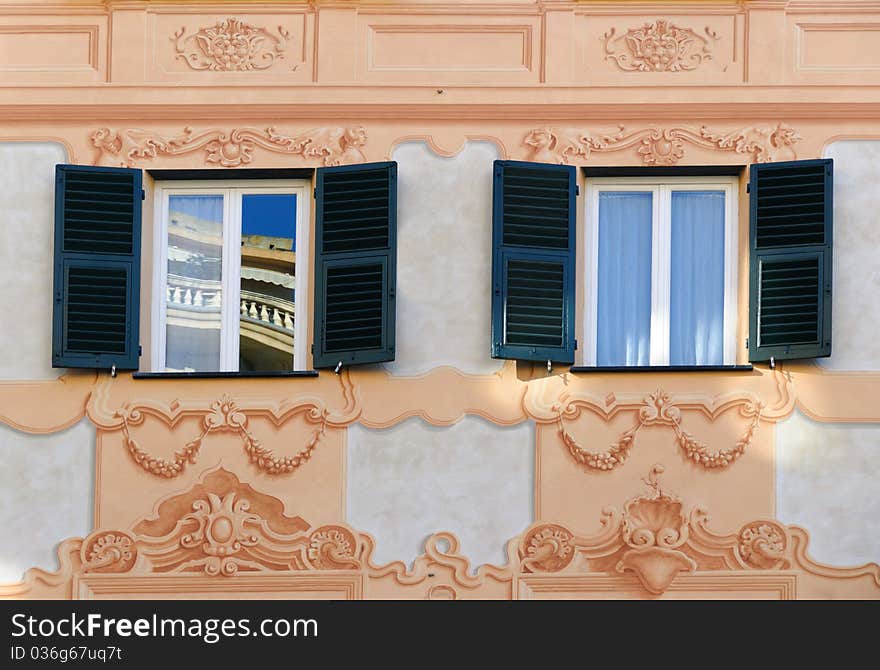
[584,177,738,367]
[491,159,833,370]
[152,181,310,373]
[52,162,398,374]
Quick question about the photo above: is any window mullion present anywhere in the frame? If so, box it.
[219,188,241,372]
[650,186,671,366]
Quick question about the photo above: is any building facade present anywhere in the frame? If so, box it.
[1,0,879,599]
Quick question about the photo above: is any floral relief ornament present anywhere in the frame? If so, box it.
[604,19,719,72]
[173,17,290,71]
[91,126,367,168]
[116,394,329,478]
[557,389,763,472]
[524,123,800,166]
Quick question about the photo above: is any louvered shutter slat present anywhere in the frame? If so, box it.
[313,162,396,369]
[492,160,576,363]
[53,164,142,369]
[749,159,832,362]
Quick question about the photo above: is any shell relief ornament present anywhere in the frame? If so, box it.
[615,465,697,594]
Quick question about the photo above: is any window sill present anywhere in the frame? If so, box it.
[569,365,754,374]
[132,371,320,380]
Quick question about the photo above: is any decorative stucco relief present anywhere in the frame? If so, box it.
[88,371,359,478]
[603,19,719,72]
[118,395,328,477]
[517,464,880,597]
[524,123,801,165]
[172,18,290,72]
[90,126,367,168]
[0,372,96,434]
[556,389,763,472]
[5,464,877,599]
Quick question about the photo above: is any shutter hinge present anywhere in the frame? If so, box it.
[746,183,751,194]
[574,339,578,351]
[745,337,749,350]
[141,189,145,201]
[313,188,317,199]
[138,345,142,357]
[575,185,580,196]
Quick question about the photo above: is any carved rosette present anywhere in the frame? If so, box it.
[173,18,289,72]
[604,19,719,72]
[81,531,137,574]
[739,522,789,570]
[91,126,367,169]
[524,123,800,166]
[520,524,575,573]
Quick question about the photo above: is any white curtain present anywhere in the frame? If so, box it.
[670,190,725,365]
[597,191,653,366]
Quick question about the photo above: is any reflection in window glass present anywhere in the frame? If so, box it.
[239,194,297,371]
[166,195,223,372]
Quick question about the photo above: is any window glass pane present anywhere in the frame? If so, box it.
[239,193,297,371]
[597,191,653,366]
[166,194,223,372]
[670,190,725,366]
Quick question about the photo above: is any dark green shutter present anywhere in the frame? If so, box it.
[52,164,142,370]
[313,161,396,369]
[491,160,576,363]
[749,158,832,362]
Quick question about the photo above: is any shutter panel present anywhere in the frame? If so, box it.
[491,160,576,363]
[313,161,396,369]
[53,164,142,370]
[749,158,832,362]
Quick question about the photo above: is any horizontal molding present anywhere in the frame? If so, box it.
[4,101,880,121]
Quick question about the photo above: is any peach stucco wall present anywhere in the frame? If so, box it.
[1,0,879,600]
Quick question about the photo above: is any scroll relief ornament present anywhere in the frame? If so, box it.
[94,468,361,577]
[603,19,719,72]
[556,389,763,472]
[91,126,367,168]
[516,465,821,596]
[524,123,801,166]
[173,17,290,71]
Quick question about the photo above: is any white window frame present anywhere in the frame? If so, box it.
[152,180,311,372]
[583,176,738,367]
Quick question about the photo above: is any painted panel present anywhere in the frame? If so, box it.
[794,16,880,82]
[0,419,95,583]
[346,417,534,568]
[820,140,880,371]
[357,14,540,83]
[0,142,68,381]
[386,140,502,376]
[776,410,880,567]
[0,16,106,83]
